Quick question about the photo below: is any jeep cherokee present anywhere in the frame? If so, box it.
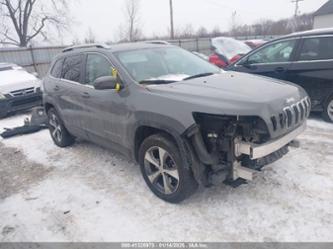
[43,43,310,203]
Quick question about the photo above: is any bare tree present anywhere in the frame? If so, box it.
[178,24,195,39]
[84,27,96,44]
[211,26,222,37]
[123,0,142,42]
[228,12,314,38]
[197,26,208,37]
[0,0,69,47]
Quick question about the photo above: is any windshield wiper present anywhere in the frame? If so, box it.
[183,72,215,81]
[139,79,177,85]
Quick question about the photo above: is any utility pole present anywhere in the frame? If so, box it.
[291,0,304,17]
[169,0,175,39]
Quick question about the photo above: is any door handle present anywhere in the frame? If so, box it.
[54,85,60,91]
[81,92,90,99]
[275,67,286,73]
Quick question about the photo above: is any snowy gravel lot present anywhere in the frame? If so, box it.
[0,113,333,242]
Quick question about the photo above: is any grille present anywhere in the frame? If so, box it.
[10,87,35,97]
[271,97,311,131]
[11,96,41,107]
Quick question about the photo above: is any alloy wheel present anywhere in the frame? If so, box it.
[144,146,180,195]
[49,113,62,143]
[328,99,333,121]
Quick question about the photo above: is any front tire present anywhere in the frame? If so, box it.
[138,134,198,203]
[322,95,333,123]
[47,108,75,147]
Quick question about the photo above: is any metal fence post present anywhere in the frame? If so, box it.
[29,45,38,73]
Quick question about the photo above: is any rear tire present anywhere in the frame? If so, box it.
[322,95,333,123]
[138,133,198,203]
[47,108,75,147]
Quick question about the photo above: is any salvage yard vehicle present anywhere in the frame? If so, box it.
[228,28,333,123]
[209,37,252,68]
[43,43,310,203]
[0,63,42,119]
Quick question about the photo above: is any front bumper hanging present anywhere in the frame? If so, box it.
[234,123,306,160]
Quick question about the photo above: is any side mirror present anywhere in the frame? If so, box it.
[93,76,121,91]
[239,58,253,69]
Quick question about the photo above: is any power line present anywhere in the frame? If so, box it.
[291,0,304,17]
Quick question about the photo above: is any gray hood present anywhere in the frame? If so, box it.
[146,72,307,118]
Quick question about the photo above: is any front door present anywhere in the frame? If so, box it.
[233,39,298,81]
[80,53,129,147]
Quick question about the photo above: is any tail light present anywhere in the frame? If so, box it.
[209,54,228,68]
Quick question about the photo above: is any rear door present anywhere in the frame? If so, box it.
[57,54,88,138]
[233,38,299,81]
[287,35,333,110]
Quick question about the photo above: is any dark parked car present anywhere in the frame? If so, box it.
[43,43,309,203]
[209,37,252,68]
[228,28,333,123]
[0,63,42,118]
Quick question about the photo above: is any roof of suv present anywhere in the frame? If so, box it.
[61,42,172,55]
[279,28,333,40]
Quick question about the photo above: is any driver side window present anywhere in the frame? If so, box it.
[85,54,113,85]
[247,40,296,64]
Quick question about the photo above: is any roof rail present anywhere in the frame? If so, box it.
[144,40,170,45]
[62,43,109,53]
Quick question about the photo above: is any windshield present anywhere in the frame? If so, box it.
[114,47,220,83]
[212,38,251,59]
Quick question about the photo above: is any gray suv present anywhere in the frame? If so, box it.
[43,43,310,203]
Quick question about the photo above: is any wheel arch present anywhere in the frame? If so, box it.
[133,121,204,186]
[133,124,182,163]
[44,102,54,113]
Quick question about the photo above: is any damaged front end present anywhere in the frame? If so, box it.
[185,113,304,187]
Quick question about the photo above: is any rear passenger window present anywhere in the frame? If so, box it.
[299,37,333,61]
[50,58,64,78]
[62,55,84,83]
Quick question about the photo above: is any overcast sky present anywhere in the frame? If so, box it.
[67,0,327,43]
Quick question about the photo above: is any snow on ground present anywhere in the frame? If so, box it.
[0,113,333,242]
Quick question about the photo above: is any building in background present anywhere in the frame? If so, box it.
[314,0,333,29]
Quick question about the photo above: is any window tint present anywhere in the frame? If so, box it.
[85,54,112,84]
[62,55,83,82]
[299,37,333,61]
[50,58,64,78]
[248,40,296,64]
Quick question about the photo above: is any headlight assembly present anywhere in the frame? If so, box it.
[0,93,6,100]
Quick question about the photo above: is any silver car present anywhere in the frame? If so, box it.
[0,63,42,118]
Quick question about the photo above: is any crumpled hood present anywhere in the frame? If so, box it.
[146,71,307,118]
[0,70,40,94]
